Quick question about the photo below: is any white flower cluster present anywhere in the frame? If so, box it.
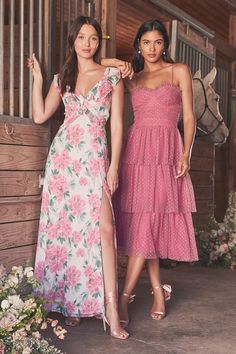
[197,192,236,269]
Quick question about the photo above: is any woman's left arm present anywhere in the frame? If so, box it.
[107,79,124,194]
[175,64,196,178]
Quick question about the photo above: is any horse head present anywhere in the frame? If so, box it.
[193,67,229,144]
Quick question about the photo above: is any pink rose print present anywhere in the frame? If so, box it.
[91,208,99,223]
[84,265,93,278]
[47,223,58,240]
[76,248,85,257]
[66,266,81,287]
[72,160,82,174]
[52,150,71,170]
[34,261,45,281]
[41,192,49,212]
[89,194,100,209]
[49,174,67,202]
[89,158,100,176]
[86,274,103,294]
[87,228,100,246]
[98,80,112,102]
[64,301,76,315]
[72,231,82,244]
[80,299,100,315]
[67,124,85,145]
[45,245,67,272]
[68,195,85,216]
[79,177,88,186]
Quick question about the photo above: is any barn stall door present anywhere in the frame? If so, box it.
[170,20,216,225]
[0,0,99,269]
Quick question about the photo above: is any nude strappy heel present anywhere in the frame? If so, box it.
[103,292,129,340]
[119,292,136,327]
[150,284,172,320]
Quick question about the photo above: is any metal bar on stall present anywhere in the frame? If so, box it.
[60,0,64,69]
[19,0,24,117]
[68,0,71,34]
[28,0,34,118]
[82,0,86,15]
[9,0,15,116]
[38,0,43,63]
[0,0,4,115]
[75,0,79,17]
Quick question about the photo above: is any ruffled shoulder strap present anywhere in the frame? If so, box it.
[107,67,121,87]
[53,74,61,94]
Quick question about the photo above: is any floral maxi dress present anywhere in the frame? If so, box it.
[34,67,121,318]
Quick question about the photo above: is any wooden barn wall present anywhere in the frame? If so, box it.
[0,116,49,269]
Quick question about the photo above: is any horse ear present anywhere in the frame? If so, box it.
[203,67,217,86]
[193,69,202,79]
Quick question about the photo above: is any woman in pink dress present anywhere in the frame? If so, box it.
[28,16,129,339]
[103,19,198,325]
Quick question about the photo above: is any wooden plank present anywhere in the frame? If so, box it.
[190,170,213,186]
[0,196,41,223]
[0,120,49,146]
[0,171,42,196]
[194,186,213,200]
[195,199,213,214]
[0,145,48,170]
[0,245,36,270]
[191,156,213,171]
[0,220,39,250]
[192,142,214,158]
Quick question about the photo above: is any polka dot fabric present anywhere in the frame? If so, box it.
[114,84,199,261]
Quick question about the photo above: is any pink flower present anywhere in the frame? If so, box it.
[89,194,100,209]
[66,266,81,287]
[87,228,100,246]
[76,248,85,257]
[46,245,67,272]
[68,195,85,216]
[67,124,85,145]
[80,298,100,315]
[98,80,112,100]
[72,160,82,174]
[89,158,101,176]
[41,192,49,212]
[84,265,93,278]
[64,301,76,315]
[49,175,67,202]
[79,177,88,186]
[52,150,71,170]
[86,274,103,294]
[72,231,82,243]
[90,209,99,223]
[47,223,59,240]
[34,262,45,281]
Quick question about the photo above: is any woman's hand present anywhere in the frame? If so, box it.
[115,59,134,80]
[175,154,190,178]
[107,166,119,195]
[27,53,42,81]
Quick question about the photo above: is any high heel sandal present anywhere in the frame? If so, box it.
[119,292,136,328]
[103,292,129,340]
[65,316,81,326]
[150,284,172,320]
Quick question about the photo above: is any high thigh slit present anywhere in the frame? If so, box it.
[34,67,121,318]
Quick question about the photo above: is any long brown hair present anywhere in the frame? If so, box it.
[132,19,174,73]
[59,16,102,94]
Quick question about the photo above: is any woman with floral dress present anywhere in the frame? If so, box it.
[28,16,128,340]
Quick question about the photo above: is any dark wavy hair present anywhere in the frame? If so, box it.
[59,16,102,94]
[132,19,174,73]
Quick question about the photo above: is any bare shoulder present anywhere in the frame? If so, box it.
[173,63,191,79]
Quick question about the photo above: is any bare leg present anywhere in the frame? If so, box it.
[147,258,165,319]
[119,255,145,323]
[100,191,128,339]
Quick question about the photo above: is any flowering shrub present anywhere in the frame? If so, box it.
[197,192,236,270]
[0,265,66,354]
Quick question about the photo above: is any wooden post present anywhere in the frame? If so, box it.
[228,14,236,191]
[100,0,117,58]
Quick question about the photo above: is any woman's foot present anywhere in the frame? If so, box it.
[105,292,129,339]
[119,292,135,327]
[65,316,81,326]
[150,285,166,320]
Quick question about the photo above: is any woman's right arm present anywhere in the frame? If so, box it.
[28,53,61,124]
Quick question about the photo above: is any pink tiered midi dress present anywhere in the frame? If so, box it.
[114,83,198,261]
